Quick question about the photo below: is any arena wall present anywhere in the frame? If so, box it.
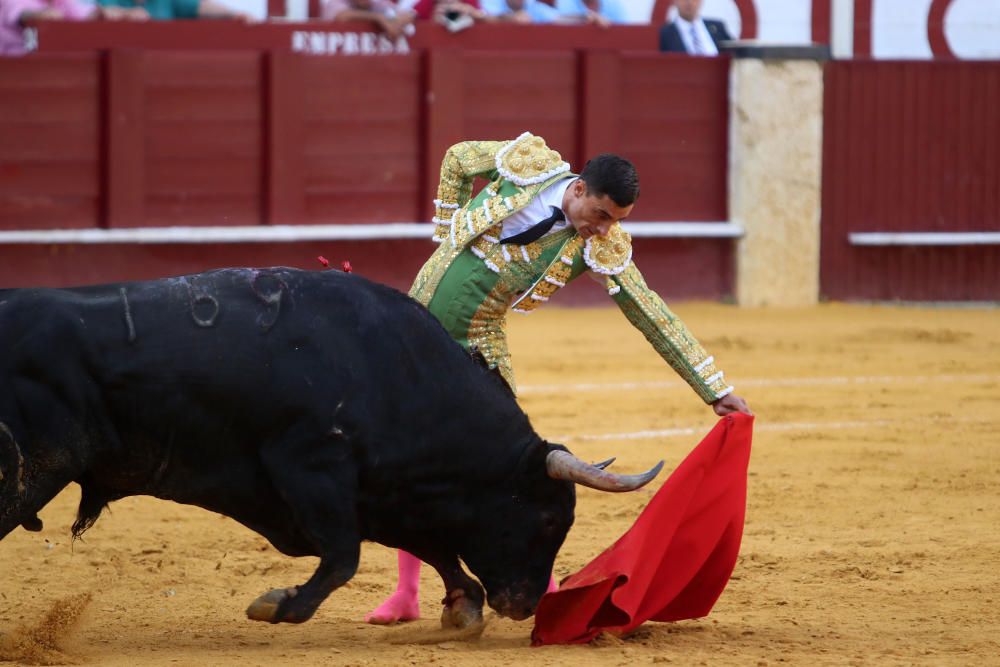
[1,23,997,302]
[0,29,735,303]
[820,59,1000,301]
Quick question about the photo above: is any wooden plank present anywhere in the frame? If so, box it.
[0,123,97,161]
[145,158,260,195]
[0,196,99,229]
[0,53,99,88]
[0,90,98,123]
[423,49,465,221]
[295,56,420,225]
[146,121,261,159]
[580,50,622,167]
[145,89,262,122]
[0,162,99,196]
[301,57,420,114]
[104,50,146,228]
[145,194,260,227]
[306,193,419,223]
[303,122,421,155]
[818,61,838,297]
[302,154,419,191]
[142,51,261,86]
[265,50,306,225]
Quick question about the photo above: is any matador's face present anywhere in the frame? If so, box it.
[562,179,633,241]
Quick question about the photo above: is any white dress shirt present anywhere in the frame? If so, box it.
[675,15,719,56]
[500,175,576,242]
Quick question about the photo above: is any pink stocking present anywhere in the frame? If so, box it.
[364,550,422,624]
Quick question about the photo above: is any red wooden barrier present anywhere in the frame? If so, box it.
[0,54,101,229]
[29,20,661,54]
[267,52,423,225]
[1,45,730,228]
[106,51,266,228]
[821,60,1000,300]
[614,54,729,222]
[0,24,734,300]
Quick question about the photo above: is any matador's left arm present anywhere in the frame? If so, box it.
[606,263,734,405]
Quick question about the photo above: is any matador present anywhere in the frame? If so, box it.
[366,131,752,625]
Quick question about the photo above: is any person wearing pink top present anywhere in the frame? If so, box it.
[0,0,144,55]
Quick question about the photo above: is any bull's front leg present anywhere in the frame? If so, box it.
[246,432,361,624]
[245,544,359,624]
[431,558,486,629]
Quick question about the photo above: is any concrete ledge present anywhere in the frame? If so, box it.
[850,232,1000,246]
[0,222,743,245]
[721,41,832,61]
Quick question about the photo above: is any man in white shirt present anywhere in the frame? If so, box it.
[659,0,732,56]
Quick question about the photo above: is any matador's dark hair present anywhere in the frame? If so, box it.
[579,154,640,208]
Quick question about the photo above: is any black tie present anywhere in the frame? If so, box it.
[501,206,565,245]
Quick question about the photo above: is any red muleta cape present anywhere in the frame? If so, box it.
[531,413,754,646]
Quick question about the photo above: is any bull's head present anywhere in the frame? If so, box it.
[0,420,82,541]
[459,442,662,621]
[0,421,40,539]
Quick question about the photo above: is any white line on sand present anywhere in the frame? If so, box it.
[554,415,997,443]
[519,373,1000,396]
[527,373,999,442]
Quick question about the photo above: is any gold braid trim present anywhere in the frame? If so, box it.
[511,236,584,313]
[584,224,633,275]
[468,225,550,275]
[453,189,534,248]
[466,229,579,393]
[409,240,465,305]
[495,132,571,186]
[468,296,516,395]
[432,140,509,241]
[611,264,733,404]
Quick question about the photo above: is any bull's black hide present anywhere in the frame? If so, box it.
[0,267,595,627]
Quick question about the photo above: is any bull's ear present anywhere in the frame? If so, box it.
[545,450,663,493]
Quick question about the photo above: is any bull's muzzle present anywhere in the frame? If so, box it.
[489,590,537,621]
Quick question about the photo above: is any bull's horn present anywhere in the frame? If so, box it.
[546,450,663,492]
[591,457,615,470]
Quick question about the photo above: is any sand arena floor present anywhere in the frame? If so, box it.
[1,303,998,666]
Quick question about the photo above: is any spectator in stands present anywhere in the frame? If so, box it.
[1,0,142,55]
[554,0,626,27]
[322,0,416,38]
[659,0,732,55]
[412,0,486,31]
[96,0,254,21]
[480,0,558,23]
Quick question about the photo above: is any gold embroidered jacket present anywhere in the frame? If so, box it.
[409,132,733,403]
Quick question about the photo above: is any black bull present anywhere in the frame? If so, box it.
[0,267,661,627]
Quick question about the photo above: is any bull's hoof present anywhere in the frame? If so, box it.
[246,587,298,623]
[440,594,483,630]
[21,515,43,532]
